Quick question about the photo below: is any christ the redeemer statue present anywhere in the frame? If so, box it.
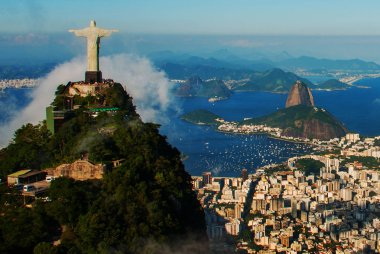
[69,20,118,83]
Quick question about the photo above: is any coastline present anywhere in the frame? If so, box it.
[267,134,315,145]
[217,128,317,145]
[182,117,318,146]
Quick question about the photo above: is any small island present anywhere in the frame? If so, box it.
[181,109,221,125]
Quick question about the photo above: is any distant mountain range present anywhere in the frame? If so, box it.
[174,70,350,96]
[152,51,380,78]
[278,56,380,71]
[156,51,372,94]
[232,68,313,93]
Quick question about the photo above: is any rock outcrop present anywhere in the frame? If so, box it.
[285,80,314,108]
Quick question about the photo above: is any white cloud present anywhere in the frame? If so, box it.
[0,57,84,147]
[0,54,179,147]
[101,54,180,124]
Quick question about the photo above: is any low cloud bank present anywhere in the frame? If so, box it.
[0,54,179,147]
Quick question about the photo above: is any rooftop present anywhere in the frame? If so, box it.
[8,169,31,178]
[18,170,46,179]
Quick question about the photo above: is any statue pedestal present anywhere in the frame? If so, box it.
[85,71,102,83]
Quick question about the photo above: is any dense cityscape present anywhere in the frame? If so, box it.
[0,79,39,90]
[194,133,380,253]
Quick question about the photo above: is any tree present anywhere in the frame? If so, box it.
[0,203,59,254]
[74,122,207,253]
[0,123,52,178]
[295,158,324,176]
[33,242,60,254]
[47,177,101,227]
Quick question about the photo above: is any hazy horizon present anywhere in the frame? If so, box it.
[2,1,380,64]
[2,33,380,65]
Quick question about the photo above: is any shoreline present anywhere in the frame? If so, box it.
[182,118,318,146]
[217,129,316,145]
[267,134,315,145]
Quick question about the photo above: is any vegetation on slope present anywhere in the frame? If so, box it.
[244,105,347,140]
[0,82,208,253]
[244,105,341,128]
[295,158,324,176]
[341,156,380,169]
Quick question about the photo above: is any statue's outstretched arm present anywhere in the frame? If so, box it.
[68,29,89,37]
[98,29,118,38]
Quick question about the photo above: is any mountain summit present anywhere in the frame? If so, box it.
[285,80,315,108]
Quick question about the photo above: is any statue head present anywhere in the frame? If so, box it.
[90,20,96,27]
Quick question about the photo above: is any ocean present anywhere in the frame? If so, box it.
[0,88,31,124]
[1,78,380,176]
[162,78,380,176]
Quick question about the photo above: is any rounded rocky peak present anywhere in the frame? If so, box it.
[285,80,315,108]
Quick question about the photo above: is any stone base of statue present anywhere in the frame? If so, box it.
[85,71,102,83]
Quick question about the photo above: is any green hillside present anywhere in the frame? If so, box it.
[0,82,208,253]
[244,105,347,140]
[181,105,347,140]
[244,105,336,126]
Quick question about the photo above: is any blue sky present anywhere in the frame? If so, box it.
[1,0,380,35]
[2,0,380,63]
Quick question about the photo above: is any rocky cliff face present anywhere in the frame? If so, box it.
[285,80,315,108]
[282,118,347,140]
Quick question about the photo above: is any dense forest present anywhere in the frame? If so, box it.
[0,82,208,253]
